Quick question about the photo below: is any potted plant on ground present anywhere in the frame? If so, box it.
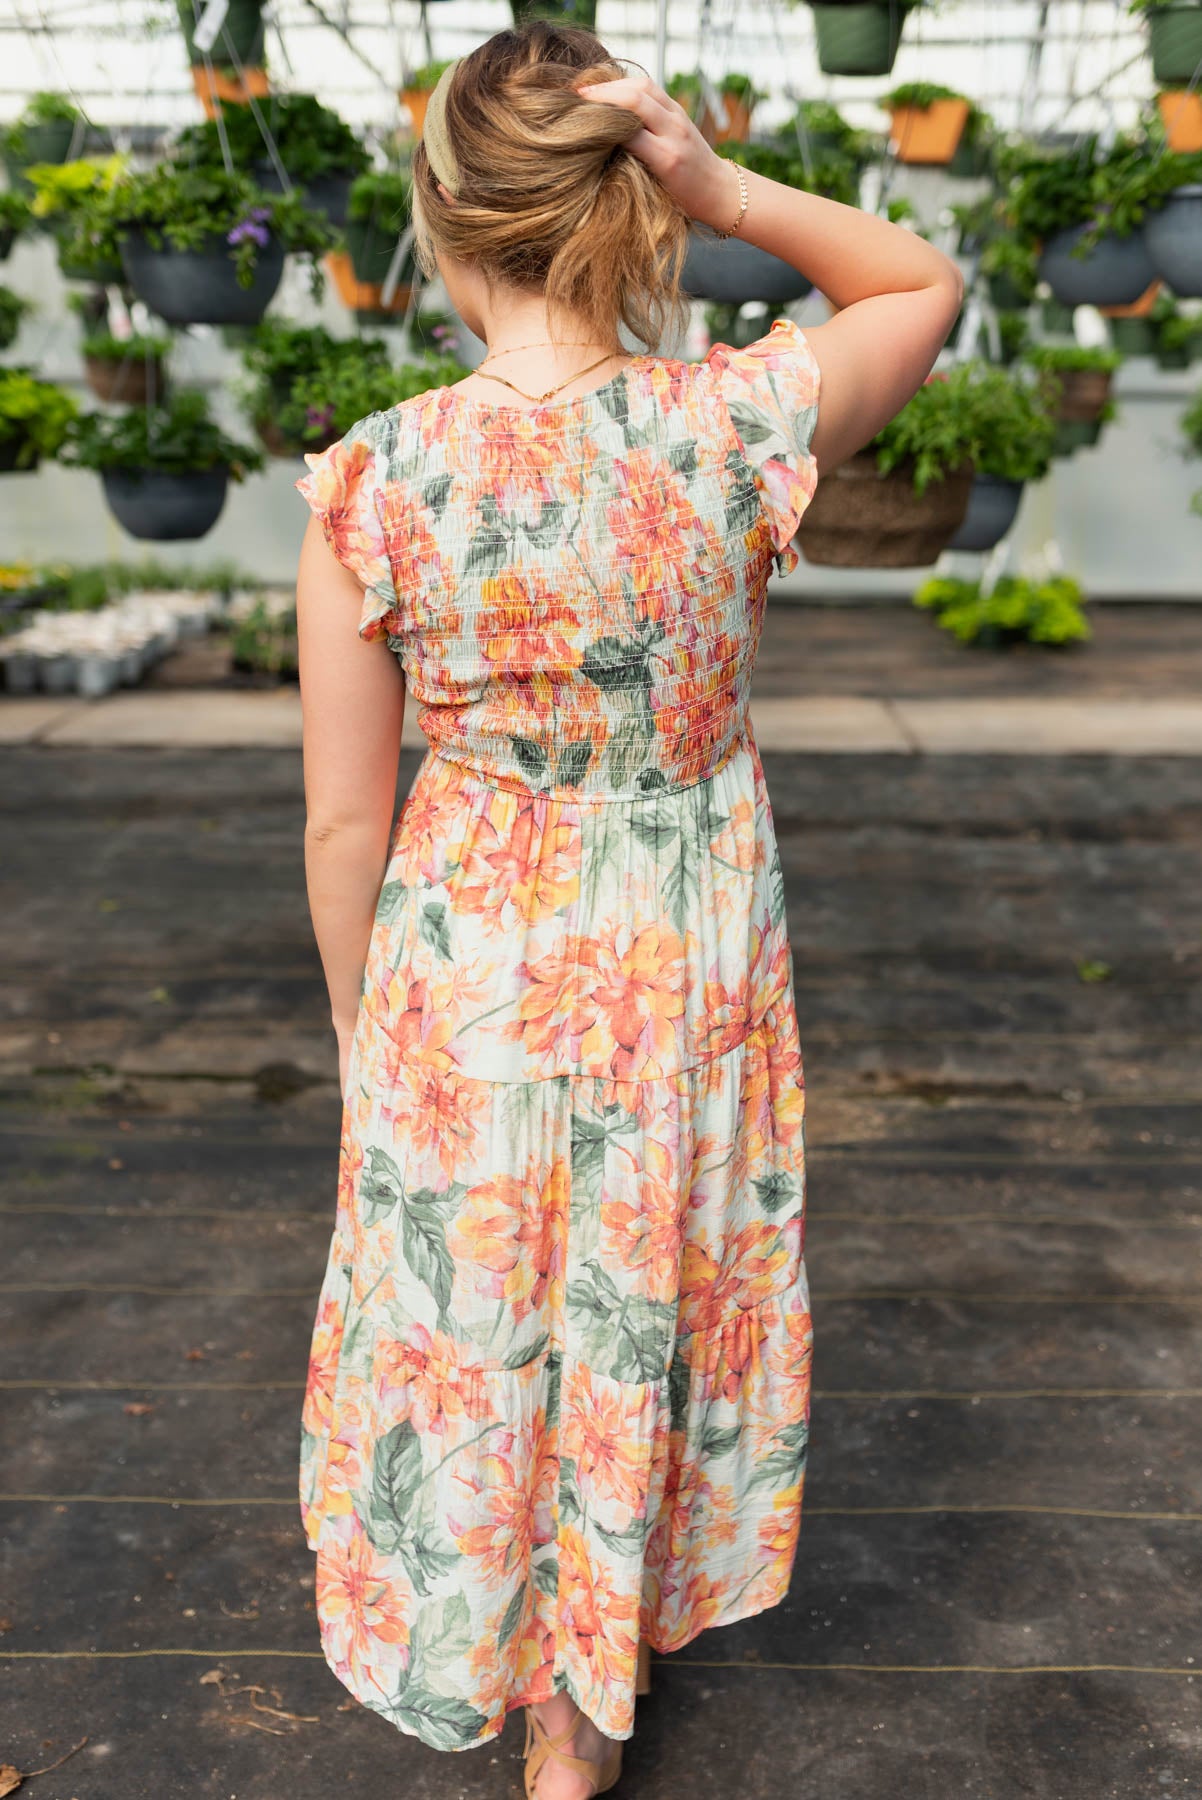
[1132,0,1202,85]
[25,155,129,283]
[229,595,299,683]
[913,573,1091,647]
[882,82,975,165]
[797,367,979,567]
[177,95,369,227]
[94,163,332,325]
[239,321,392,456]
[1003,135,1158,307]
[806,0,918,77]
[0,286,30,353]
[665,72,723,143]
[0,191,32,261]
[0,368,78,473]
[1139,149,1202,295]
[943,363,1056,551]
[330,168,418,319]
[684,140,858,303]
[2,93,84,184]
[80,327,170,405]
[1024,343,1122,455]
[177,0,269,116]
[401,60,454,137]
[62,390,263,540]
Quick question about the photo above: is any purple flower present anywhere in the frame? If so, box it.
[305,403,335,435]
[227,206,272,249]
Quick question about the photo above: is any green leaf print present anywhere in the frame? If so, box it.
[661,823,701,940]
[376,877,410,925]
[596,1517,651,1557]
[385,1682,490,1753]
[511,736,549,781]
[503,1331,548,1369]
[401,1186,459,1320]
[423,471,452,517]
[360,1145,407,1224]
[667,441,698,479]
[598,378,630,428]
[606,1298,675,1384]
[410,1590,473,1684]
[637,767,668,792]
[558,1454,581,1523]
[724,398,778,449]
[400,1511,463,1596]
[580,636,645,693]
[748,1436,809,1491]
[524,497,566,546]
[497,1581,528,1649]
[419,901,452,961]
[570,1107,639,1199]
[753,1171,803,1216]
[463,494,513,576]
[700,1423,743,1459]
[532,1555,559,1598]
[367,1419,424,1553]
[668,1353,692,1434]
[724,448,762,537]
[557,740,593,787]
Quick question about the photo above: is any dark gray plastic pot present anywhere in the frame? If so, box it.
[1143,186,1202,299]
[120,231,285,325]
[102,468,229,541]
[681,233,811,304]
[1037,224,1156,308]
[255,164,356,229]
[947,474,1024,552]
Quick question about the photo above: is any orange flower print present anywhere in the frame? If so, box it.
[317,1522,412,1688]
[601,1138,686,1305]
[606,449,701,614]
[575,920,687,1080]
[452,800,580,928]
[561,1377,648,1521]
[448,1153,568,1325]
[450,1441,536,1585]
[505,939,585,1069]
[298,437,394,619]
[373,1325,492,1440]
[478,569,586,670]
[397,1059,487,1183]
[301,1288,344,1437]
[558,1525,640,1688]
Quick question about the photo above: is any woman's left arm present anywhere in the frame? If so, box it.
[296,514,406,1086]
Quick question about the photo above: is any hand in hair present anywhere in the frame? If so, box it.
[574,73,742,234]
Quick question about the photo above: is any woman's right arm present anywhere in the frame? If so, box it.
[575,74,964,470]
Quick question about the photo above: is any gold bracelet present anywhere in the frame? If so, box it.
[713,162,749,239]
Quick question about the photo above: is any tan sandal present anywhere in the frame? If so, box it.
[636,1638,652,1696]
[522,1700,623,1799]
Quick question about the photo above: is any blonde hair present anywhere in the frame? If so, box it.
[410,22,690,353]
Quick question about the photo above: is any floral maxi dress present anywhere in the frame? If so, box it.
[295,316,820,1753]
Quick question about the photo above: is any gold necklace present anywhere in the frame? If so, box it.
[471,350,632,405]
[476,338,598,366]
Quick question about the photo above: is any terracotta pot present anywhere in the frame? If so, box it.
[1099,279,1162,318]
[84,353,166,406]
[716,94,754,144]
[1044,366,1113,423]
[1158,88,1202,152]
[191,64,270,119]
[888,97,971,165]
[796,453,974,568]
[402,88,430,136]
[325,249,413,319]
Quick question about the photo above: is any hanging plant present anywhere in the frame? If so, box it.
[25,155,129,283]
[1002,135,1159,306]
[0,285,30,353]
[177,0,269,114]
[1131,0,1202,86]
[80,328,170,406]
[778,100,875,168]
[93,163,333,325]
[177,95,369,227]
[914,574,1091,647]
[62,389,263,541]
[1151,291,1201,365]
[287,350,469,453]
[715,74,766,145]
[2,92,85,184]
[682,141,857,304]
[942,363,1056,551]
[400,61,456,137]
[1140,151,1202,295]
[1157,88,1202,152]
[1024,344,1122,456]
[979,237,1039,309]
[510,0,598,34]
[0,191,32,261]
[329,168,419,319]
[881,82,975,166]
[0,367,78,473]
[806,0,919,78]
[238,321,392,456]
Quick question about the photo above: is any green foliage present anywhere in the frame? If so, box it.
[716,138,859,208]
[347,168,412,224]
[240,320,391,448]
[882,81,966,107]
[287,351,469,447]
[1183,387,1202,513]
[230,597,298,676]
[870,363,1056,493]
[0,191,32,232]
[1076,958,1113,983]
[405,59,454,91]
[24,154,127,219]
[63,390,263,478]
[1003,136,1202,250]
[1024,343,1122,375]
[780,100,874,164]
[719,72,764,101]
[979,235,1039,296]
[93,162,334,287]
[995,310,1032,363]
[18,91,81,127]
[176,94,369,185]
[80,327,170,361]
[0,367,78,466]
[0,285,30,351]
[949,195,996,252]
[914,574,1091,646]
[2,556,248,612]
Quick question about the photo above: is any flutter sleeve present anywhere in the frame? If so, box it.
[295,417,401,642]
[705,315,822,577]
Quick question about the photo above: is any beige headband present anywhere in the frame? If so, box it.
[421,59,462,197]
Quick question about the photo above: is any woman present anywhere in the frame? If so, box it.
[295,23,960,1800]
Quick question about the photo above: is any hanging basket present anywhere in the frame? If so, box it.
[796,453,974,567]
[1157,88,1202,152]
[1051,366,1114,423]
[190,64,270,119]
[1143,185,1202,298]
[1108,315,1157,355]
[1052,417,1103,457]
[682,231,811,304]
[986,271,1033,311]
[56,234,126,286]
[1037,224,1157,307]
[179,0,266,67]
[84,354,166,407]
[120,230,285,325]
[102,467,230,541]
[254,163,355,229]
[325,249,413,322]
[888,98,971,165]
[809,2,908,77]
[947,474,1025,553]
[1146,1,1202,84]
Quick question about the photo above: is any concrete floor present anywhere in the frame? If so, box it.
[2,614,1201,1797]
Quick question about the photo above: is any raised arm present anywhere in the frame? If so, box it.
[575,73,964,471]
[297,515,406,1090]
